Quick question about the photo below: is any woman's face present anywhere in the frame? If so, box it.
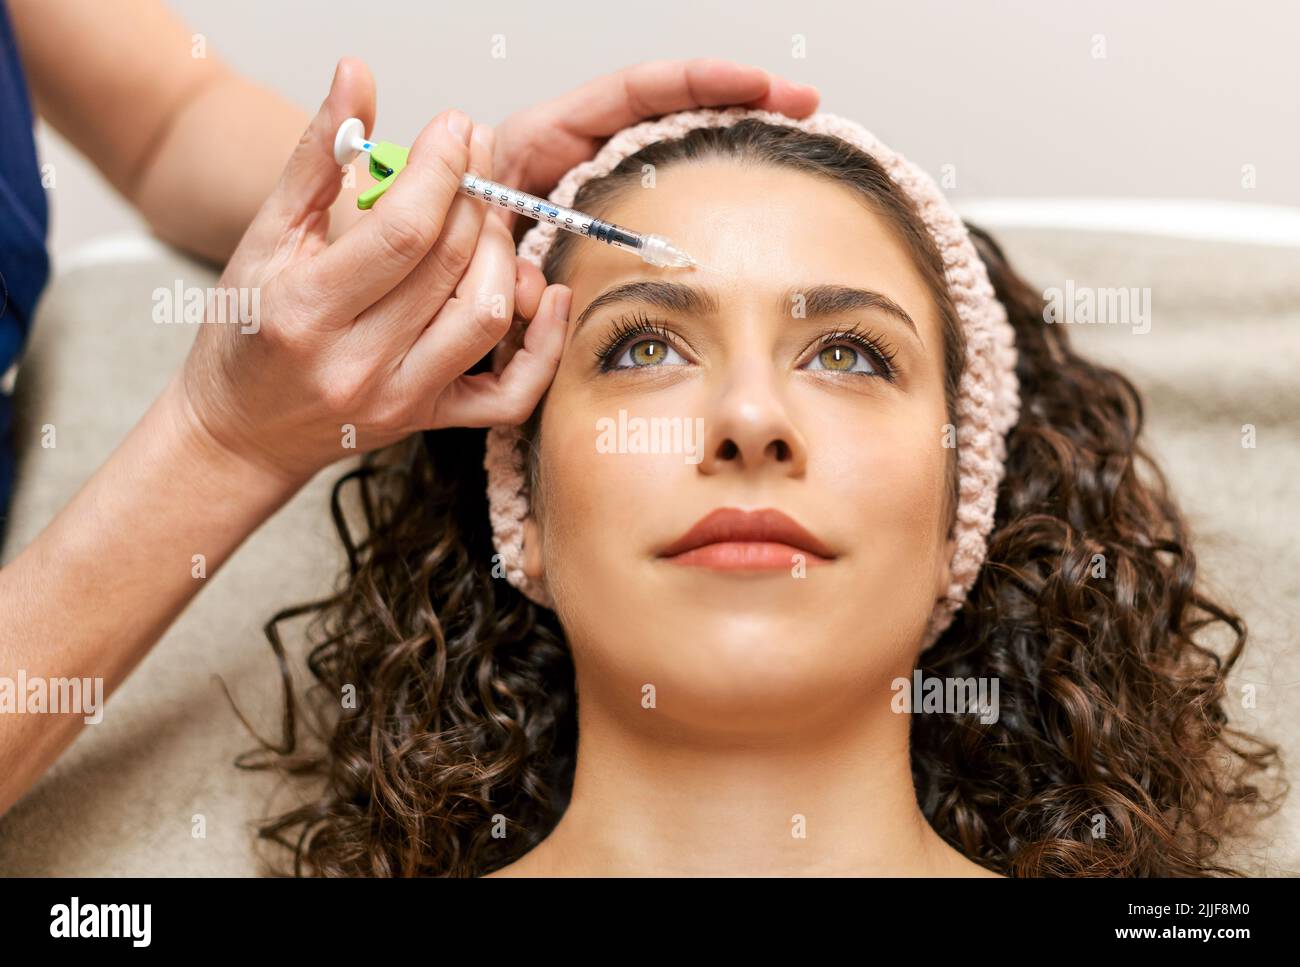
[522,159,954,729]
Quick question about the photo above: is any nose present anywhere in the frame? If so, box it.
[696,363,809,478]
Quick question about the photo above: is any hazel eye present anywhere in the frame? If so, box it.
[805,343,878,375]
[610,338,688,369]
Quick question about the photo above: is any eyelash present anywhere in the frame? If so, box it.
[592,310,679,371]
[815,324,901,381]
[591,310,902,382]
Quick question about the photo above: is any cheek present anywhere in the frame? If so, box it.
[814,395,951,579]
[532,400,686,607]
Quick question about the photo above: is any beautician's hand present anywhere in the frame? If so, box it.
[179,58,568,486]
[490,58,820,238]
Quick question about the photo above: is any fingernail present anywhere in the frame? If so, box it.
[446,110,472,145]
[555,287,573,322]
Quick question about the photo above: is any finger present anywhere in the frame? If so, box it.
[269,56,376,229]
[428,284,572,429]
[398,211,520,388]
[291,107,475,322]
[490,259,548,374]
[361,122,496,348]
[548,59,820,139]
[514,258,546,322]
[741,73,821,116]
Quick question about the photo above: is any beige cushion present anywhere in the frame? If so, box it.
[1,230,1295,875]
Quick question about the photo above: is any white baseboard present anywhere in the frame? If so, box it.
[955,198,1300,248]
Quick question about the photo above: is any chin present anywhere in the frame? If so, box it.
[577,609,897,734]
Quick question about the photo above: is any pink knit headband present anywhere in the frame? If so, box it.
[484,107,1020,650]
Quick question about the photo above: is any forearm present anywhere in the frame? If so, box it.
[0,374,301,816]
[10,0,363,265]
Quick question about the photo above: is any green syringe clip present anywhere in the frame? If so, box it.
[357,140,410,210]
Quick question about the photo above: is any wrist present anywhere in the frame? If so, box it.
[156,372,309,513]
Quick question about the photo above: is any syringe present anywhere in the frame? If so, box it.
[333,118,696,269]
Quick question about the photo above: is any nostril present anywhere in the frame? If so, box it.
[769,440,792,462]
[718,440,740,461]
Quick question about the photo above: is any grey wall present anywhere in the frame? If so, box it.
[35,0,1300,258]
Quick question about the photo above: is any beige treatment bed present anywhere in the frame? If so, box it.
[1,225,1297,876]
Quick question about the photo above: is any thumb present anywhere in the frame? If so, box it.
[270,56,376,227]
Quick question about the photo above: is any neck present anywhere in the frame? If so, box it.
[495,672,984,877]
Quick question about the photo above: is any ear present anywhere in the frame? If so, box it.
[522,512,545,583]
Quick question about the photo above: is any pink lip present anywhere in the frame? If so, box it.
[657,507,836,571]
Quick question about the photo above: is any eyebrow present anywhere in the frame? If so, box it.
[572,280,920,341]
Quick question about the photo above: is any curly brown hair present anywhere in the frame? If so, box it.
[229,120,1286,877]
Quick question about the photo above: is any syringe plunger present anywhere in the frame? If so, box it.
[333,117,373,166]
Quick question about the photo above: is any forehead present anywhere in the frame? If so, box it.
[558,159,941,338]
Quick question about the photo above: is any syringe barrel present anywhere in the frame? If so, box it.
[588,218,643,253]
[456,174,684,266]
[461,174,595,236]
[460,174,648,251]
